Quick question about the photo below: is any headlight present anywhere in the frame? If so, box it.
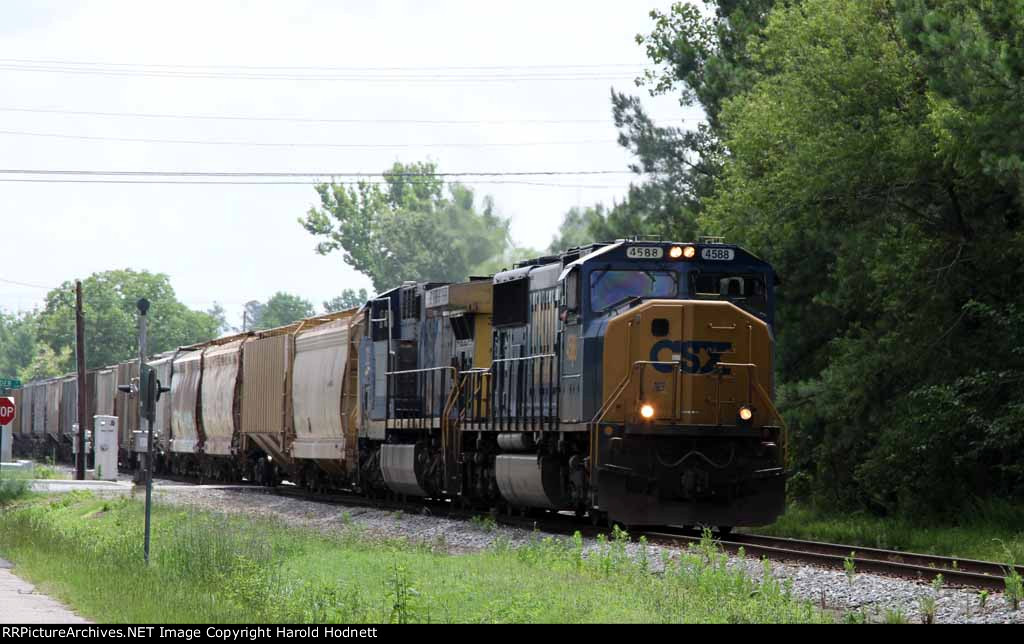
[738,406,753,422]
[640,404,655,419]
[668,245,697,259]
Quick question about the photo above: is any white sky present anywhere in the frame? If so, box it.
[0,0,697,327]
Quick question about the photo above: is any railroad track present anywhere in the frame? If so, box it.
[643,531,1024,591]
[147,476,1024,592]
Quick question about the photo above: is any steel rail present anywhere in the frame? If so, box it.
[642,531,1023,591]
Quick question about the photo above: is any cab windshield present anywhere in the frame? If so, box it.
[589,270,678,312]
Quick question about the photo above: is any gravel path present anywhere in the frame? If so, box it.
[148,485,1023,624]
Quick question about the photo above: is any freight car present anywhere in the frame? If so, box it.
[13,239,785,529]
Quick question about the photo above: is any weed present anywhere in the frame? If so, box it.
[1005,568,1022,611]
[470,514,496,533]
[844,609,868,624]
[385,562,419,624]
[844,551,856,586]
[884,607,908,624]
[919,594,937,624]
[978,590,989,613]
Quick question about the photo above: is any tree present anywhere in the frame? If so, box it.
[0,310,39,380]
[36,270,220,369]
[323,289,370,313]
[252,292,314,330]
[703,0,1024,514]
[301,161,512,291]
[19,343,71,381]
[206,302,235,336]
[243,300,265,332]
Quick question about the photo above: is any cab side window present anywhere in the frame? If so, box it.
[690,272,768,316]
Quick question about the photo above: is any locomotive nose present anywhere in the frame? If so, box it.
[602,299,776,428]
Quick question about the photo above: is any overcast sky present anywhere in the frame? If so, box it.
[0,1,697,326]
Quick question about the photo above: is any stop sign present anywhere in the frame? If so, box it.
[0,397,14,426]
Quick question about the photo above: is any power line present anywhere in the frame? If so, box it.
[0,106,675,125]
[0,64,637,83]
[0,128,615,149]
[0,178,632,188]
[0,58,645,72]
[0,276,52,290]
[0,169,635,178]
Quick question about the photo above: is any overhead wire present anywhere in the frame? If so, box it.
[0,106,680,125]
[0,128,615,149]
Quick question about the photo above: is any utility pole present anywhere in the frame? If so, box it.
[136,298,154,564]
[75,280,87,481]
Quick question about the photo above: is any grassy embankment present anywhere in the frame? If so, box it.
[0,493,830,623]
[751,502,1024,564]
[0,463,67,503]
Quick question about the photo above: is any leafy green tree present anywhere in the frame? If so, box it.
[37,270,220,369]
[323,289,370,313]
[19,343,72,381]
[301,161,511,291]
[704,0,1024,514]
[0,310,39,380]
[253,292,314,330]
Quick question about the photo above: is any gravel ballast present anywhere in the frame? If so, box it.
[147,485,1023,624]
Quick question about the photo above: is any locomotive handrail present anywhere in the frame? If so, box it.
[383,365,457,431]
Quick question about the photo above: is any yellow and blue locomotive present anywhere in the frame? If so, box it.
[359,239,786,527]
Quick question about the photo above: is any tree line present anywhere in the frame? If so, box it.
[0,271,369,379]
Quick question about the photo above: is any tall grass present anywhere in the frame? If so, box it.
[752,501,1024,563]
[0,479,28,505]
[0,494,831,623]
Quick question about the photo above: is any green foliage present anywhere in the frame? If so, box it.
[323,289,369,313]
[0,310,39,379]
[0,494,831,623]
[250,292,315,330]
[919,594,937,624]
[753,502,1024,564]
[680,0,1024,515]
[884,607,909,624]
[36,270,219,370]
[470,515,497,533]
[301,161,511,291]
[0,479,28,505]
[18,343,72,381]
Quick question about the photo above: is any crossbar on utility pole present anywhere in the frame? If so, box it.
[75,280,87,481]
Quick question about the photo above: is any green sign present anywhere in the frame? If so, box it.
[0,378,22,390]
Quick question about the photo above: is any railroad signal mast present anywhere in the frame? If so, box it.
[121,298,169,564]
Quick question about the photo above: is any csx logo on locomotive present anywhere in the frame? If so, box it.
[650,340,732,374]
